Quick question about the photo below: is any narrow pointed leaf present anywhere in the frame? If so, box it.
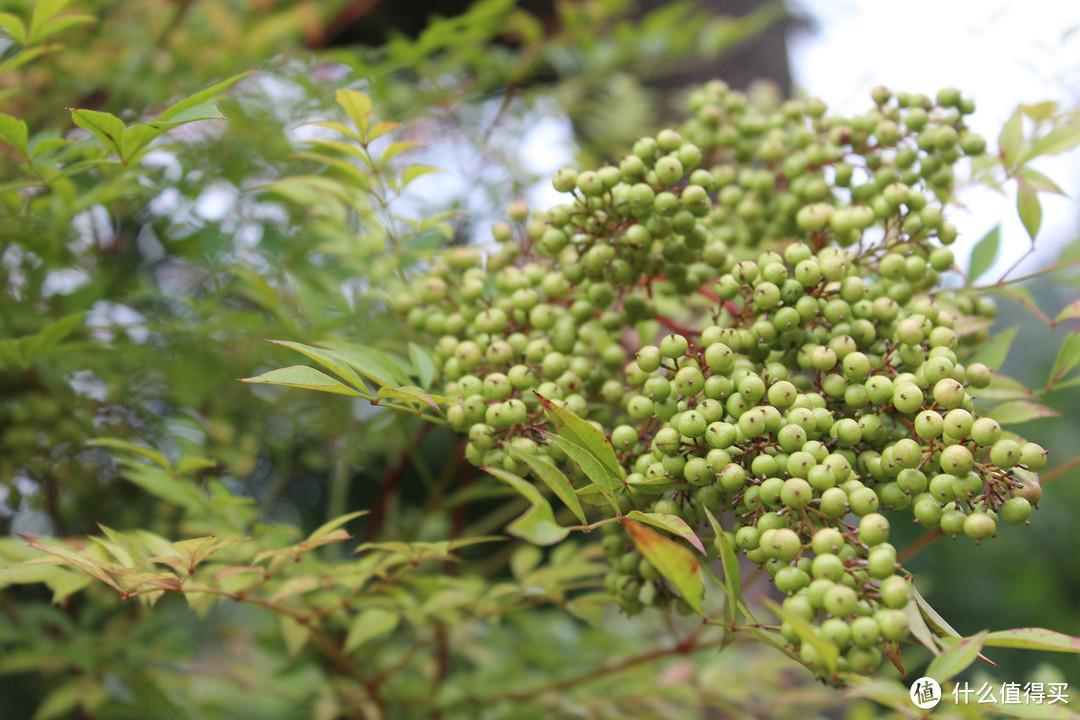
[1024,124,1080,161]
[1054,299,1080,324]
[970,325,1018,370]
[0,13,26,43]
[240,365,368,397]
[990,401,1061,424]
[376,385,439,410]
[379,140,422,165]
[345,607,399,653]
[763,597,838,675]
[88,438,171,470]
[1017,182,1043,241]
[336,89,371,138]
[401,164,438,187]
[998,108,1023,167]
[968,225,1000,281]
[25,542,123,594]
[1019,167,1065,195]
[408,342,437,388]
[543,434,618,511]
[0,112,28,156]
[983,627,1080,653]
[508,449,586,524]
[367,120,401,141]
[157,69,254,122]
[881,640,905,677]
[70,109,125,157]
[703,507,739,623]
[626,510,705,554]
[307,510,368,545]
[537,392,623,481]
[621,518,704,615]
[926,630,988,682]
[267,339,370,393]
[316,341,410,386]
[485,467,568,545]
[1048,330,1080,386]
[280,616,310,658]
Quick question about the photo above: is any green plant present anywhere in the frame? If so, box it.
[2,2,1080,719]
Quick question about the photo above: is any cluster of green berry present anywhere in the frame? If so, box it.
[391,81,1046,678]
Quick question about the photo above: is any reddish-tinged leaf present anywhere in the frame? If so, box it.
[626,510,705,554]
[984,627,1080,653]
[1054,300,1080,324]
[621,518,704,615]
[881,640,905,677]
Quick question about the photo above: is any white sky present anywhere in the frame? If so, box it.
[787,0,1080,279]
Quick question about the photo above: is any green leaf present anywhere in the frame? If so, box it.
[70,108,125,157]
[27,13,93,43]
[1054,299,1080,324]
[1017,181,1043,241]
[401,164,438,187]
[122,102,225,161]
[507,450,587,525]
[345,607,400,653]
[1020,101,1059,122]
[115,464,209,513]
[998,108,1023,167]
[484,467,568,546]
[625,510,705,554]
[336,89,371,138]
[990,401,1061,424]
[367,120,401,141]
[983,627,1080,653]
[88,438,171,470]
[910,582,963,638]
[621,518,704,615]
[1024,124,1080,161]
[316,341,411,387]
[24,541,124,594]
[537,393,623,481]
[380,140,422,165]
[762,597,838,675]
[970,325,1019,370]
[0,111,29,156]
[968,225,1000,281]
[27,0,68,41]
[306,510,368,545]
[375,384,439,410]
[156,69,254,122]
[309,120,362,142]
[0,45,54,76]
[1048,330,1080,386]
[280,616,310,659]
[926,630,989,683]
[1019,167,1065,195]
[543,434,618,513]
[703,507,739,623]
[240,365,369,397]
[408,342,437,389]
[266,339,371,396]
[976,374,1039,402]
[903,593,942,657]
[0,12,27,43]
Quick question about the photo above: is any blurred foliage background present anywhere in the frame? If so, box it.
[0,1,1077,718]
